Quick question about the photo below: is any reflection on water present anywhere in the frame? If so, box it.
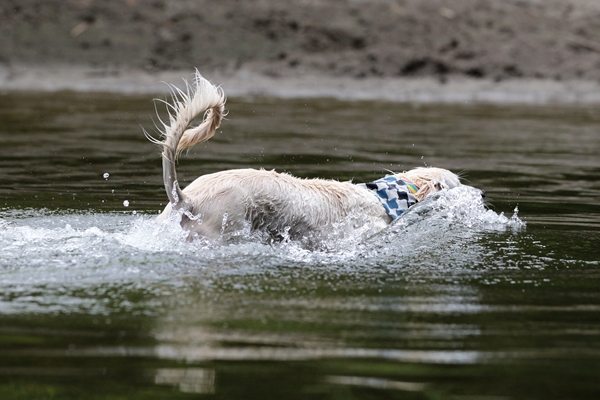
[155,368,215,394]
[1,92,600,399]
[326,375,426,392]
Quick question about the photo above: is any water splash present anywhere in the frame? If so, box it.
[398,185,525,231]
[0,190,527,315]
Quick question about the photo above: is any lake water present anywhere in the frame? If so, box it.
[1,91,599,399]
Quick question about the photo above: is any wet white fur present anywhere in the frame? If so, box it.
[150,71,462,239]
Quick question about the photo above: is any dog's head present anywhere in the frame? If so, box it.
[395,167,462,202]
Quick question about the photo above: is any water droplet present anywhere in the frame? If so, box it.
[103,172,110,179]
[421,156,424,159]
[132,210,137,215]
[123,200,129,207]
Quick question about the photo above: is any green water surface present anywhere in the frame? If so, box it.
[0,92,599,399]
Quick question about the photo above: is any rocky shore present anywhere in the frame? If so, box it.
[2,0,600,103]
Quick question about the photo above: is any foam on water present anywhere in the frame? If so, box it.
[0,187,524,315]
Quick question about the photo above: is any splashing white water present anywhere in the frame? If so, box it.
[0,189,524,314]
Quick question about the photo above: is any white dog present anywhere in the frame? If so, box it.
[148,71,462,240]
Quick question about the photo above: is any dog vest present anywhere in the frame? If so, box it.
[360,176,419,220]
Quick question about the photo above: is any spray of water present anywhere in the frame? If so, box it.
[0,188,524,314]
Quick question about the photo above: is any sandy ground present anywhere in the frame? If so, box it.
[2,0,600,103]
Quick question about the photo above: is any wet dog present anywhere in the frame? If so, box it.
[147,71,462,240]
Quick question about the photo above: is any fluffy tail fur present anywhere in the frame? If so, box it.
[147,70,227,211]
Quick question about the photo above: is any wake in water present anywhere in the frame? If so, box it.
[1,186,524,266]
[0,187,524,314]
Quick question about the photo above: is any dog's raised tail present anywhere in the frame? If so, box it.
[150,70,226,210]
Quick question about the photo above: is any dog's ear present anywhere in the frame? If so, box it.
[415,180,448,201]
[415,181,435,201]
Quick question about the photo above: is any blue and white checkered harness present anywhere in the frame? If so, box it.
[360,176,419,220]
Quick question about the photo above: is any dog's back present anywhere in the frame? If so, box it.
[158,168,390,239]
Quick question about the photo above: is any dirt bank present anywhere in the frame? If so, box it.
[2,0,600,102]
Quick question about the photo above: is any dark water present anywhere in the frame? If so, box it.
[1,91,600,399]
